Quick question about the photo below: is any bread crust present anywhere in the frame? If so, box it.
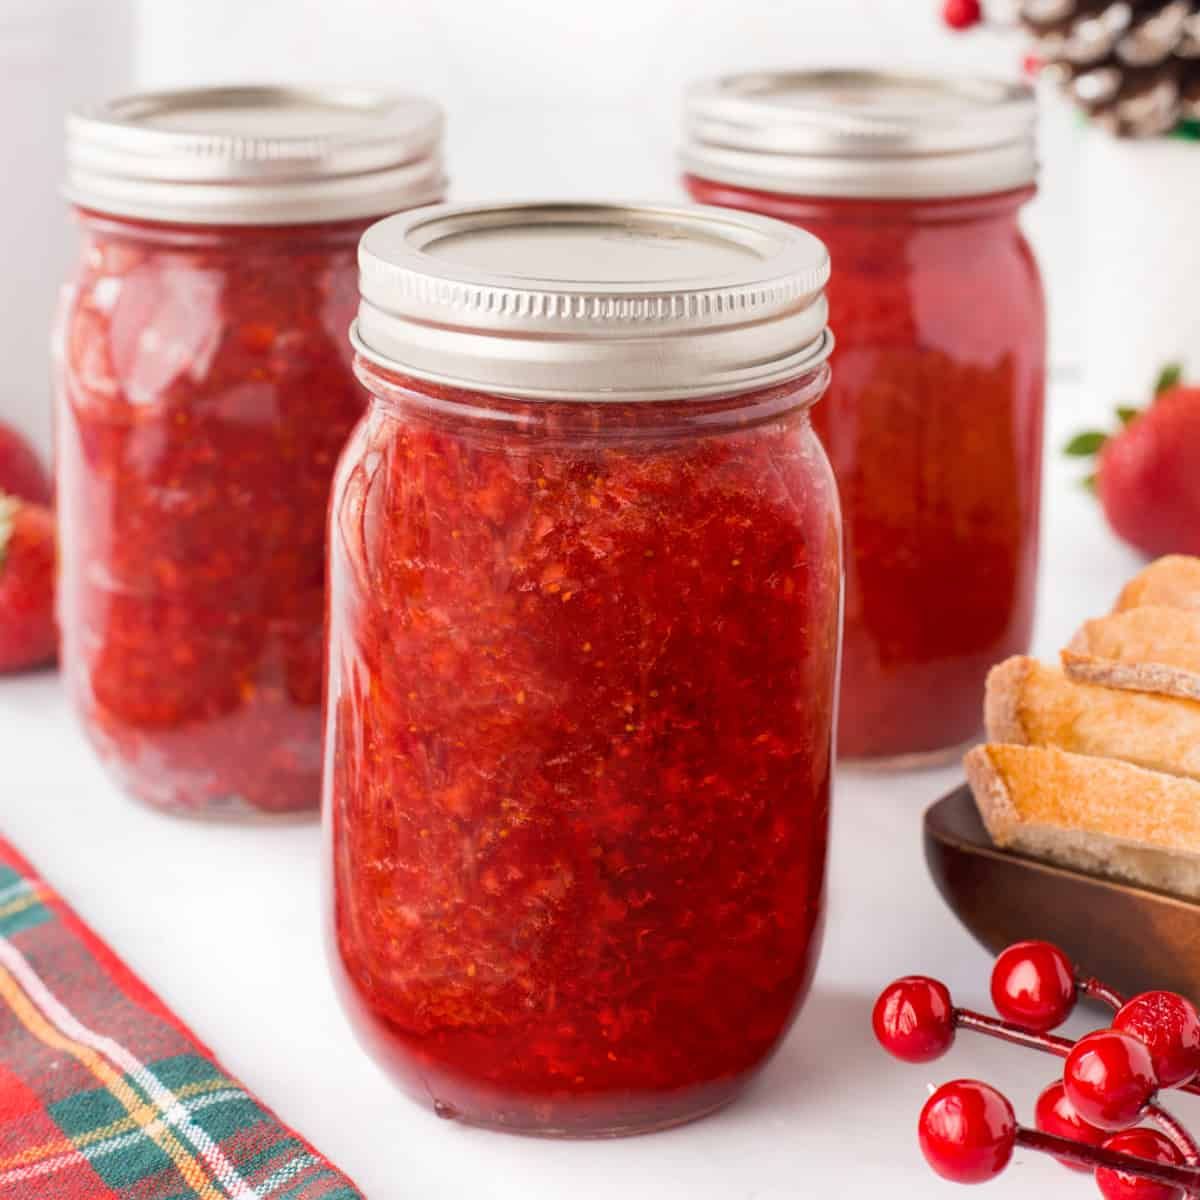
[982,657,1033,745]
[1063,607,1200,701]
[1117,556,1200,614]
[964,745,1019,845]
[966,747,1200,898]
[984,656,1200,778]
[967,744,1200,854]
[1061,653,1200,702]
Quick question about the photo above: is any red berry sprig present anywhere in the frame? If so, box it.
[991,939,1077,1032]
[941,0,983,31]
[1066,1030,1158,1132]
[871,975,955,1063]
[1036,1081,1107,1173]
[875,941,1200,1195]
[1115,993,1200,1090]
[920,1080,1015,1183]
[919,1086,1198,1196]
[1097,1128,1185,1200]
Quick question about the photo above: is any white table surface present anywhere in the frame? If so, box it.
[4,380,1189,1199]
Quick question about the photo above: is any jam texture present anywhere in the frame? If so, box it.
[55,215,368,815]
[326,367,842,1134]
[685,179,1046,760]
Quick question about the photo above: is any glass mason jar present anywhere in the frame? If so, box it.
[326,202,842,1135]
[54,87,445,817]
[684,71,1046,764]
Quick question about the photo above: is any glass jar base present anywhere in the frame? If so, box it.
[102,764,319,822]
[841,732,982,774]
[136,797,319,825]
[329,969,766,1139]
[72,696,321,825]
[429,1091,740,1139]
[80,724,320,822]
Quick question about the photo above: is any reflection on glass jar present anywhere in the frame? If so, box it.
[684,71,1046,764]
[54,86,445,817]
[325,201,842,1135]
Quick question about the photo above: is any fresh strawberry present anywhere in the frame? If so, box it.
[0,421,51,506]
[1067,365,1200,558]
[0,494,56,673]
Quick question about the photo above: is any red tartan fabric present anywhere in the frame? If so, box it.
[0,835,364,1200]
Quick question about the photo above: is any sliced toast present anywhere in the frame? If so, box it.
[1062,606,1200,702]
[986,657,1200,781]
[1116,556,1200,614]
[966,744,1200,899]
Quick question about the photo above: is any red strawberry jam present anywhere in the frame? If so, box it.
[325,201,841,1134]
[684,72,1046,762]
[55,87,444,816]
[57,215,367,814]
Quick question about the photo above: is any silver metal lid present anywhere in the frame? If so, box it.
[682,70,1038,200]
[66,85,446,226]
[353,200,832,402]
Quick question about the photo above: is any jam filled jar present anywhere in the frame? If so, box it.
[55,87,445,816]
[326,202,842,1135]
[684,71,1046,763]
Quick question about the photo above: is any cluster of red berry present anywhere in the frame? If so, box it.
[941,0,983,31]
[875,942,1200,1198]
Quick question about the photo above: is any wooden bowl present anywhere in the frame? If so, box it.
[924,784,1200,999]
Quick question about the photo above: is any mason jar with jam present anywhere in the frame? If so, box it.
[325,201,842,1134]
[684,71,1046,764]
[55,86,446,817]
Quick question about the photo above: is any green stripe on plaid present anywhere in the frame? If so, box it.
[0,836,365,1200]
[0,876,52,941]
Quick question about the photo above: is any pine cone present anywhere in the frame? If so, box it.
[1020,0,1200,135]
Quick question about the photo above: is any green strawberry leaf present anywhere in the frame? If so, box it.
[1116,406,1140,426]
[1081,473,1097,494]
[1155,363,1184,395]
[1064,431,1108,456]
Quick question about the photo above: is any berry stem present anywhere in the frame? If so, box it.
[1149,1104,1200,1168]
[955,1008,1074,1057]
[1078,974,1125,1012]
[1017,1125,1200,1190]
[957,1007,1200,1099]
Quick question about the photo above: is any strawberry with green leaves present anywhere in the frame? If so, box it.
[1067,365,1200,559]
[0,493,56,673]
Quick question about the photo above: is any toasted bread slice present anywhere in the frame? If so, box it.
[1116,556,1200,614]
[1062,607,1200,701]
[986,657,1200,781]
[966,744,1200,898]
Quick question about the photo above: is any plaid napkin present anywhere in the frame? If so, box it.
[0,836,363,1200]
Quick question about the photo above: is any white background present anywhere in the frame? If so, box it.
[134,0,1046,203]
[0,0,132,451]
